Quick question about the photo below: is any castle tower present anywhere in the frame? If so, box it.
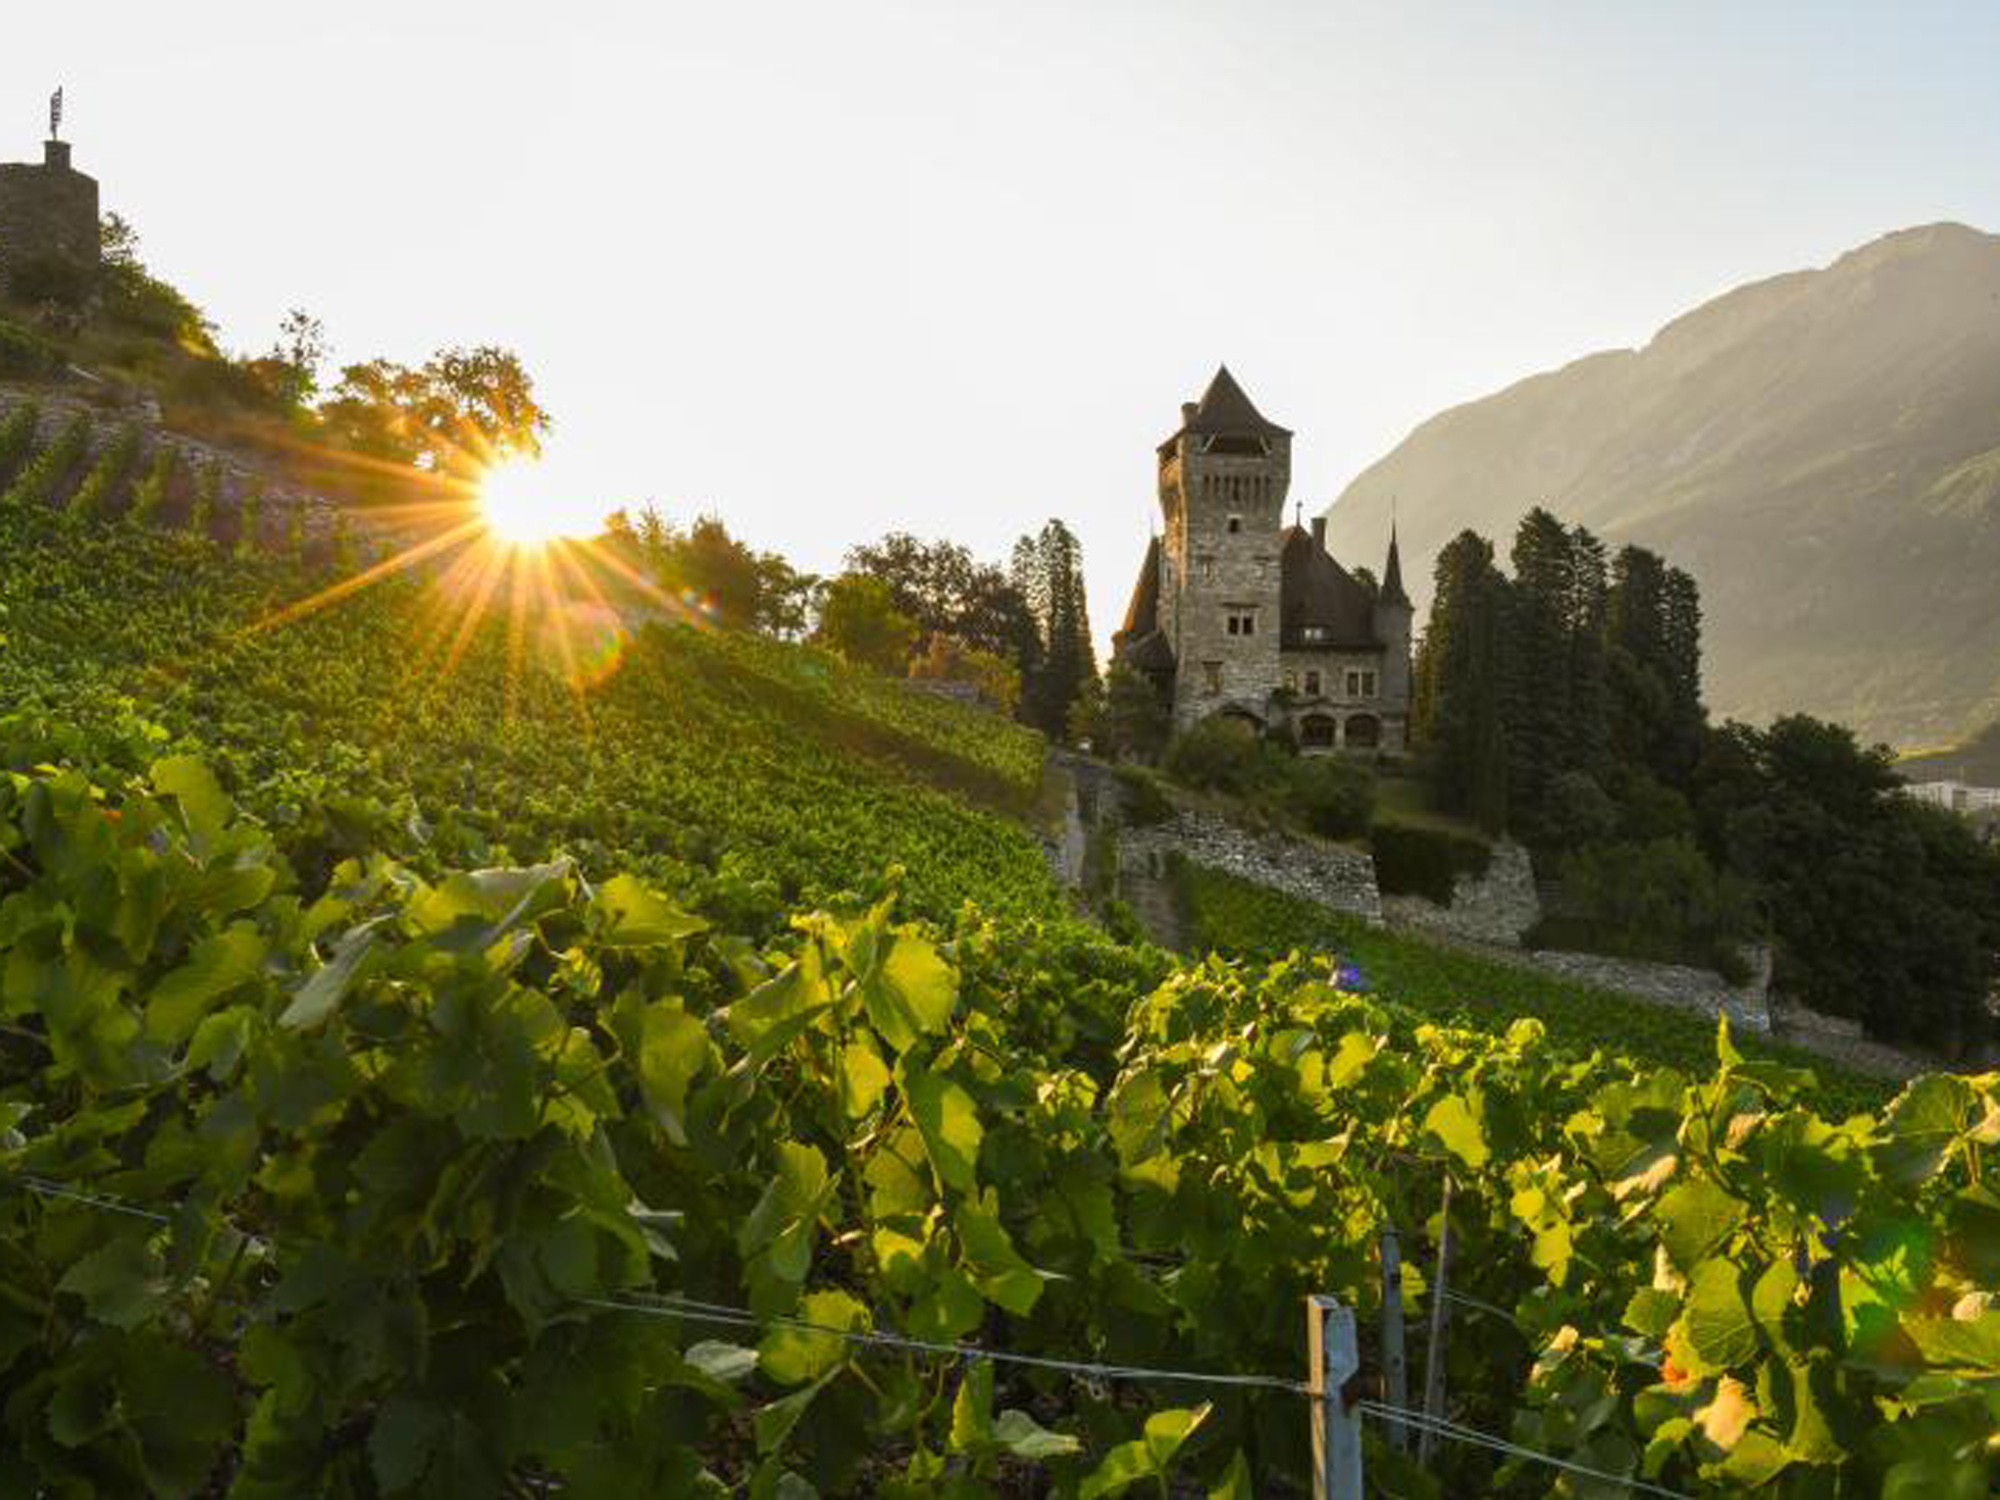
[1155,366,1291,726]
[1371,522,1414,749]
[0,118,100,298]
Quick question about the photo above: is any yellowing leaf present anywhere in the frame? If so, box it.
[1695,1374,1757,1449]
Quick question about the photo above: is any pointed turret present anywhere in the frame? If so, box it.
[1381,522,1410,606]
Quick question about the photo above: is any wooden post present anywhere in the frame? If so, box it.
[1419,1175,1455,1467]
[1307,1294,1364,1500]
[1379,1224,1408,1449]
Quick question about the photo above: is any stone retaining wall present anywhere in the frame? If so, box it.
[1117,808,1383,926]
[1378,839,1540,946]
[0,383,346,542]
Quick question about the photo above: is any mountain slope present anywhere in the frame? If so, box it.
[1324,222,2000,746]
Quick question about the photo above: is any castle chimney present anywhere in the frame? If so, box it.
[1180,402,1198,425]
[1311,515,1327,550]
[43,140,71,171]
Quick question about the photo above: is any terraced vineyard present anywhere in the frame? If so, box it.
[2,413,1997,1495]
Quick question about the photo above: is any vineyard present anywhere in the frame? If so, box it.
[2,410,1998,1496]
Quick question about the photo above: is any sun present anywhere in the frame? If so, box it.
[478,456,595,547]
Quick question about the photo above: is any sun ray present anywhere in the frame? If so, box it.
[247,517,484,634]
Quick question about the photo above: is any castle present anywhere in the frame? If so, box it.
[0,108,100,297]
[1112,367,1412,752]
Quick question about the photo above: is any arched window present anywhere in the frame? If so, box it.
[1300,714,1338,749]
[1344,714,1381,750]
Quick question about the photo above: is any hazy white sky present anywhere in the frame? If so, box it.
[8,2,2000,648]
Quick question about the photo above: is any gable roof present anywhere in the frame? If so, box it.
[1279,525,1381,650]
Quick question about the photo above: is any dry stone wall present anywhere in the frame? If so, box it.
[0,384,347,545]
[1117,808,1383,926]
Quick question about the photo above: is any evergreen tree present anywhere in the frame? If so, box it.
[1414,530,1510,831]
[1504,508,1579,833]
[1014,520,1098,739]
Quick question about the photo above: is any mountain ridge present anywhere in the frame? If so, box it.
[1325,221,2000,746]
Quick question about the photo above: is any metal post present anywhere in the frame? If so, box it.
[1419,1176,1455,1467]
[1379,1225,1408,1448]
[1307,1294,1364,1500]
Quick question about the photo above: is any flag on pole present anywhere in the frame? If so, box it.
[49,87,63,140]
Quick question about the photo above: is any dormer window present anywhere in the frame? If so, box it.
[1227,515,1243,534]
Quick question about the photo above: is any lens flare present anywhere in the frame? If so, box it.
[539,600,631,688]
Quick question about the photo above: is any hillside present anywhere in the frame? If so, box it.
[1324,222,2000,747]
[3,397,1995,1494]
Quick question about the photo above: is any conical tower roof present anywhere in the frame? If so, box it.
[1182,365,1291,438]
[1381,522,1411,606]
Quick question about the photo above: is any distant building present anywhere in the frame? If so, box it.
[1111,367,1412,751]
[0,128,99,297]
[1904,778,2000,815]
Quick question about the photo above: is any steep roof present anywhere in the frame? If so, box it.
[1112,537,1176,675]
[1279,525,1381,650]
[1381,522,1410,606]
[1162,366,1292,450]
[1115,535,1162,642]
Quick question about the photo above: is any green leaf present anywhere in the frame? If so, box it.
[994,1408,1082,1461]
[57,1235,170,1329]
[949,1358,995,1451]
[370,1393,445,1493]
[955,1187,1046,1315]
[145,922,266,1044]
[684,1340,761,1386]
[151,756,230,853]
[1654,1176,1745,1272]
[1206,1450,1254,1500]
[1682,1258,1757,1373]
[118,1332,238,1499]
[1422,1093,1488,1169]
[1904,1309,2000,1373]
[280,915,390,1030]
[840,1036,891,1120]
[1078,1404,1212,1499]
[1875,1075,1992,1188]
[595,872,707,946]
[906,1064,983,1194]
[759,1289,869,1385]
[1623,1287,1680,1339]
[861,932,956,1052]
[635,1002,710,1145]
[754,1372,836,1455]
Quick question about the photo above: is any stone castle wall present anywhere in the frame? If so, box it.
[1161,438,1289,726]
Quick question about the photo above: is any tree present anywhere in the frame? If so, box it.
[1413,530,1510,831]
[1014,520,1098,740]
[1702,715,2000,1050]
[910,634,1022,713]
[319,345,549,477]
[1100,664,1172,763]
[623,509,816,636]
[846,532,1040,682]
[813,574,919,673]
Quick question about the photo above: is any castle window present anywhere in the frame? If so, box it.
[1346,669,1378,698]
[1301,625,1330,644]
[1202,661,1223,695]
[1283,670,1297,691]
[1225,610,1256,637]
[1304,669,1321,695]
[1301,714,1338,749]
[1198,555,1214,582]
[1227,514,1243,534]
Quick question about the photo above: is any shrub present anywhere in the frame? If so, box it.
[65,426,141,521]
[1113,764,1175,828]
[1290,755,1373,840]
[1371,821,1493,904]
[0,403,39,485]
[0,317,64,378]
[1163,715,1265,796]
[1,411,89,509]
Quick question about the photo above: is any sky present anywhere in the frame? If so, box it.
[8,1,2000,652]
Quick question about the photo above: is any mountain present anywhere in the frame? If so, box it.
[1323,223,2000,748]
